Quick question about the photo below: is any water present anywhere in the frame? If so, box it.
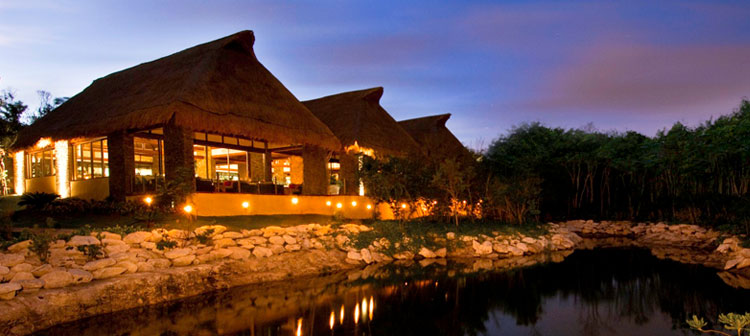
[36,248,750,336]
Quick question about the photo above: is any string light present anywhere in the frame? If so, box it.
[54,140,69,198]
[14,151,24,195]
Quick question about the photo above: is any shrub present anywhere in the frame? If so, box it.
[156,239,177,250]
[194,228,213,244]
[29,232,53,262]
[18,192,60,210]
[76,244,104,260]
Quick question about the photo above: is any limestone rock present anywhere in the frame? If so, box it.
[123,232,152,245]
[116,261,138,274]
[346,250,362,261]
[93,267,127,279]
[472,240,493,255]
[435,248,447,258]
[10,272,35,282]
[164,248,191,260]
[41,271,74,289]
[31,264,53,277]
[83,258,116,271]
[68,235,101,247]
[285,244,302,252]
[0,266,8,276]
[136,262,155,273]
[725,258,742,270]
[283,235,297,244]
[393,251,415,260]
[360,248,373,264]
[252,246,273,258]
[68,269,93,283]
[11,263,33,273]
[214,238,237,248]
[105,244,130,255]
[223,231,243,239]
[446,232,456,240]
[98,232,121,240]
[140,242,157,250]
[7,240,31,253]
[171,255,196,267]
[418,247,437,259]
[210,248,233,259]
[17,279,44,292]
[268,236,285,245]
[0,253,25,267]
[227,247,251,260]
[0,283,22,300]
[147,258,171,269]
[736,258,750,270]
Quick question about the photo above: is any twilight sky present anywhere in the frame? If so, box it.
[1,0,749,149]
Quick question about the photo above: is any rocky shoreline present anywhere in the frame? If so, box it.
[0,220,749,335]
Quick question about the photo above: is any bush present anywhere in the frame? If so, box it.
[29,232,53,262]
[18,192,60,210]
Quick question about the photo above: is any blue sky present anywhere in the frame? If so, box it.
[1,0,749,149]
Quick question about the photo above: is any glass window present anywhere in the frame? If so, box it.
[72,139,108,180]
[25,148,56,178]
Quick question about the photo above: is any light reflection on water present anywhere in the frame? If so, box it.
[37,248,750,336]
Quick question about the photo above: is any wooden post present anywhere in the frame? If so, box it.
[163,123,195,193]
[107,131,135,201]
[302,145,327,195]
[339,153,359,195]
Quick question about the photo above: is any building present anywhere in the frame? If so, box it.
[12,31,468,217]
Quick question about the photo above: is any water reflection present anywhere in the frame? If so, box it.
[37,248,750,336]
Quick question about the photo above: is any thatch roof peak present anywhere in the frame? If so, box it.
[302,87,422,157]
[398,113,472,163]
[14,30,340,150]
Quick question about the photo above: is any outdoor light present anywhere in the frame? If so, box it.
[351,201,357,207]
[55,140,70,198]
[144,196,153,205]
[296,318,302,336]
[183,204,193,214]
[362,298,368,320]
[369,296,374,320]
[326,200,332,206]
[401,203,407,209]
[291,197,299,204]
[336,202,343,209]
[354,303,360,324]
[35,138,51,149]
[330,311,335,329]
[340,305,345,324]
[241,201,249,209]
[366,204,372,210]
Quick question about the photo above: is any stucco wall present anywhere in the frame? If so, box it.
[71,178,110,200]
[25,176,56,194]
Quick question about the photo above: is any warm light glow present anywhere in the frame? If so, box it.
[361,298,368,320]
[336,202,342,209]
[351,201,357,207]
[144,196,153,205]
[366,204,372,210]
[183,204,193,214]
[329,311,335,329]
[296,318,302,336]
[340,305,345,324]
[354,303,360,324]
[401,203,407,209]
[13,151,24,195]
[241,201,249,209]
[369,296,374,320]
[359,182,365,196]
[291,197,299,204]
[35,138,51,149]
[54,140,70,198]
[345,141,375,157]
[326,200,332,206]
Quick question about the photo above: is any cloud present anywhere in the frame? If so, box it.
[523,43,750,113]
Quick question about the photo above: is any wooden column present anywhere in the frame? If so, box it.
[107,131,135,201]
[302,145,327,195]
[263,141,272,182]
[163,123,195,192]
[339,153,359,195]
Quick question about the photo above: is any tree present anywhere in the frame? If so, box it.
[432,159,473,227]
[31,90,67,124]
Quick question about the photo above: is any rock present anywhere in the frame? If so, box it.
[148,258,172,269]
[10,272,35,282]
[83,258,116,271]
[268,236,285,245]
[262,226,286,237]
[284,244,301,252]
[93,267,127,279]
[515,242,529,252]
[136,262,155,273]
[68,269,93,283]
[123,232,152,245]
[31,264,53,277]
[335,235,350,247]
[0,283,22,300]
[736,258,750,270]
[11,263,33,273]
[17,279,44,292]
[68,235,101,247]
[171,255,196,267]
[0,253,25,267]
[115,261,138,274]
[347,250,362,261]
[493,243,510,254]
[227,247,251,260]
[282,235,297,245]
[41,271,74,288]
[508,246,524,256]
[105,244,130,255]
[214,238,237,248]
[140,242,157,250]
[360,248,373,264]
[0,266,8,276]
[435,248,447,258]
[252,246,273,258]
[236,239,255,249]
[223,231,243,239]
[7,240,31,253]
[472,240,493,255]
[418,247,437,259]
[164,248,192,260]
[210,248,233,259]
[521,237,536,244]
[724,258,742,270]
[166,229,190,240]
[98,232,121,240]
[393,251,415,260]
[446,232,456,240]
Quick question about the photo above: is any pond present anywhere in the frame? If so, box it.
[36,248,750,336]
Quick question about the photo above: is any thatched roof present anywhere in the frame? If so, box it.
[302,87,421,157]
[398,114,473,163]
[14,31,340,150]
